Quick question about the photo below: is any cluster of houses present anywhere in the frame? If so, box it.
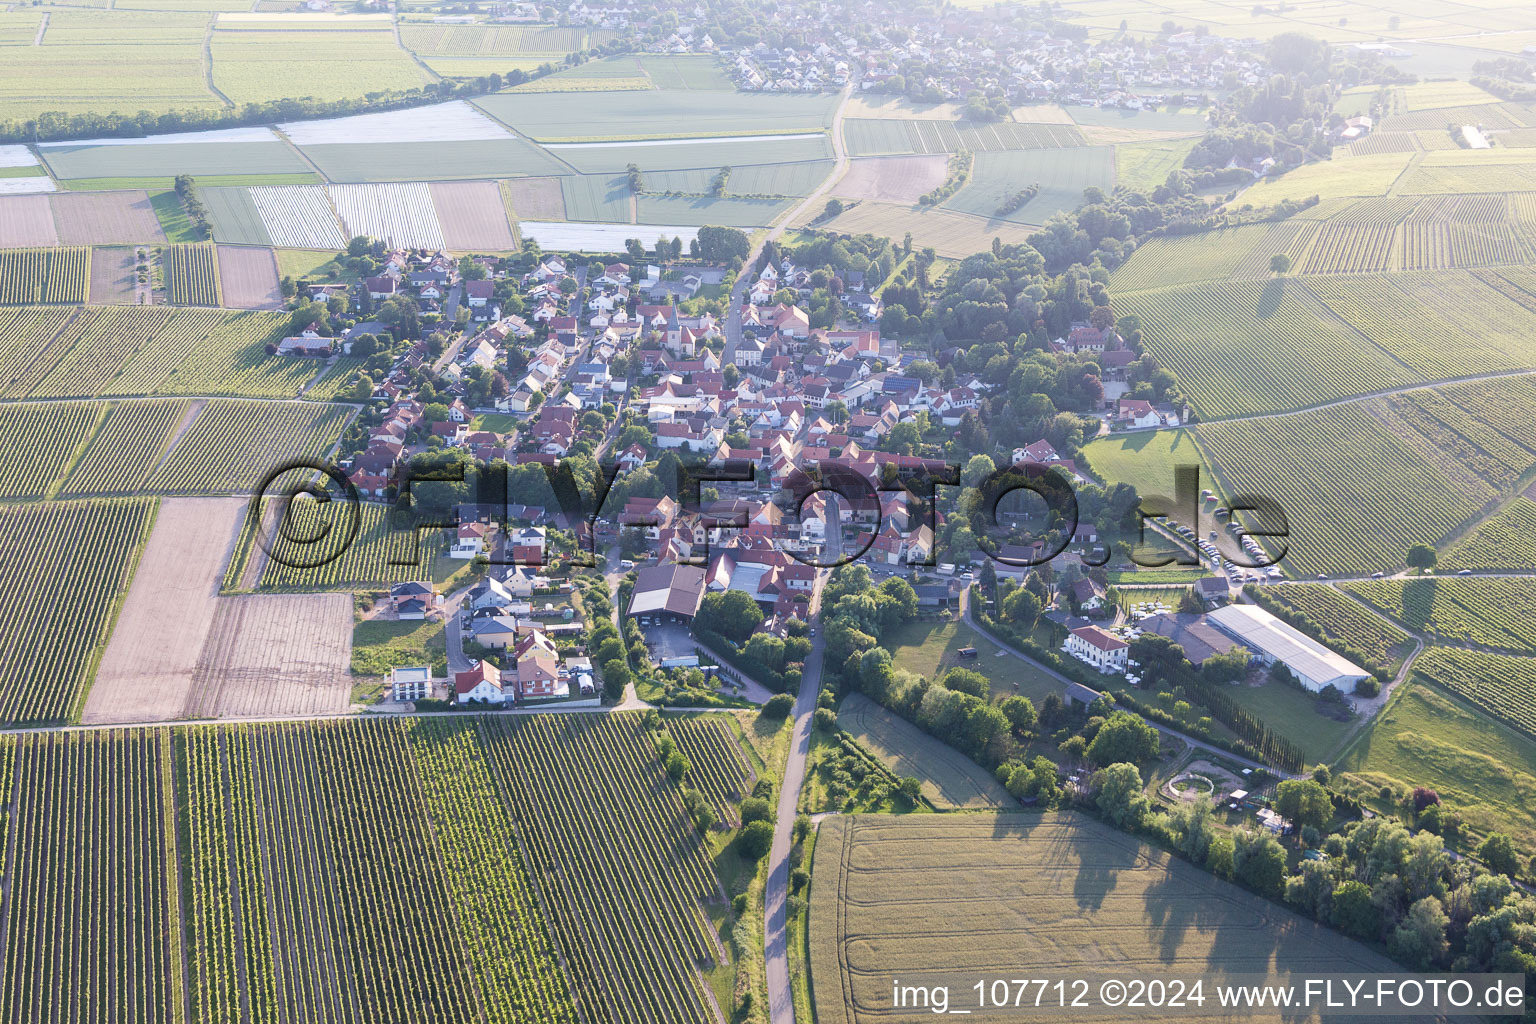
[363,249,499,324]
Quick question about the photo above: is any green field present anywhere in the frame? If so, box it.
[1340,577,1536,654]
[636,195,790,227]
[209,23,431,106]
[637,54,734,90]
[1081,429,1211,501]
[148,399,351,493]
[836,694,1013,810]
[810,813,1396,1024]
[256,499,452,589]
[942,146,1116,225]
[1241,151,1415,205]
[886,616,1061,703]
[1115,136,1200,192]
[1222,679,1357,765]
[546,134,833,175]
[40,139,310,181]
[1335,678,1536,858]
[474,89,838,142]
[297,138,573,182]
[59,398,188,496]
[1110,220,1318,291]
[559,174,632,222]
[842,118,1087,157]
[1441,497,1536,570]
[398,22,588,55]
[350,616,446,675]
[201,185,271,244]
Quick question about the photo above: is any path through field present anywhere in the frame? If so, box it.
[84,496,246,723]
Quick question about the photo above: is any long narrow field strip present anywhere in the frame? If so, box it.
[666,715,753,826]
[59,398,188,496]
[0,247,89,304]
[253,498,448,589]
[0,498,157,724]
[278,99,514,145]
[480,712,726,1024]
[215,244,281,308]
[1122,279,1421,418]
[1340,578,1536,655]
[250,185,347,249]
[1196,401,1495,576]
[1409,647,1536,740]
[1441,497,1536,571]
[164,242,221,305]
[149,399,352,494]
[843,118,1086,156]
[0,400,102,499]
[473,88,837,142]
[328,182,444,249]
[810,814,1396,1024]
[200,185,271,245]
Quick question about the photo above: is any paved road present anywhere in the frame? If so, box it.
[725,82,853,365]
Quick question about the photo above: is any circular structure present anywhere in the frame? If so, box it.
[1166,772,1215,802]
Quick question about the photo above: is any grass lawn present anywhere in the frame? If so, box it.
[351,617,446,676]
[836,693,1014,810]
[1082,427,1212,499]
[148,189,203,243]
[1334,678,1536,859]
[471,412,521,432]
[1221,679,1356,766]
[274,247,350,282]
[886,616,1060,703]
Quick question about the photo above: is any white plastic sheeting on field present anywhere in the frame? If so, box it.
[280,101,514,146]
[518,221,700,252]
[328,183,445,249]
[0,177,57,195]
[250,186,347,249]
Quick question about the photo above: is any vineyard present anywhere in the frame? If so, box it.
[1253,583,1412,673]
[164,242,222,306]
[254,497,449,589]
[1440,497,1536,571]
[0,247,89,304]
[1122,280,1419,418]
[0,400,102,499]
[0,715,748,1022]
[1339,577,1536,655]
[149,399,352,494]
[59,398,188,496]
[1299,222,1396,274]
[666,714,755,826]
[1409,647,1536,739]
[0,498,156,724]
[1196,402,1488,576]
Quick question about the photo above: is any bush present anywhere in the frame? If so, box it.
[760,693,795,720]
[738,820,775,860]
[740,796,774,826]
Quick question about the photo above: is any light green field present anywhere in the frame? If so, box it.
[1339,577,1536,654]
[419,56,551,79]
[545,135,833,175]
[1335,678,1536,858]
[1239,152,1414,205]
[636,195,789,227]
[1082,428,1211,500]
[836,694,1013,810]
[398,22,587,55]
[1109,219,1316,291]
[637,55,733,90]
[297,139,572,183]
[473,89,837,142]
[210,25,431,106]
[559,174,631,223]
[942,146,1116,225]
[811,813,1398,1024]
[40,140,311,181]
[1115,136,1199,192]
[1223,680,1356,766]
[61,173,321,192]
[885,617,1060,704]
[1400,80,1501,111]
[350,617,447,676]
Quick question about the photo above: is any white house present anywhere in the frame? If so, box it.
[390,666,432,702]
[1066,625,1129,673]
[454,661,505,704]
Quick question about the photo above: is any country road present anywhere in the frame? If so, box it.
[726,82,853,365]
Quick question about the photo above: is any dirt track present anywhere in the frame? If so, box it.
[84,496,246,724]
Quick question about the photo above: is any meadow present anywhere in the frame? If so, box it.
[39,135,309,182]
[942,146,1116,225]
[810,814,1396,1024]
[836,694,1013,809]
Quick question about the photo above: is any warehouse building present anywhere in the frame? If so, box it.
[1206,604,1370,693]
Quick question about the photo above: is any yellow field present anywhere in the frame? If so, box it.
[802,199,1037,257]
[1239,152,1414,205]
[1401,80,1502,111]
[810,813,1398,1024]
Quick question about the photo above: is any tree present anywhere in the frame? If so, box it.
[694,590,765,645]
[761,693,795,720]
[1330,880,1380,940]
[1094,762,1150,829]
[1086,711,1159,766]
[1274,778,1333,831]
[738,820,775,859]
[1235,831,1287,897]
[1269,253,1292,275]
[1390,897,1450,968]
[896,776,923,806]
[1478,833,1520,877]
[1405,543,1438,575]
[740,796,774,825]
[822,198,844,220]
[1002,586,1042,627]
[999,695,1037,735]
[665,750,691,780]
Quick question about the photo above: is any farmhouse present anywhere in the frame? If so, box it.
[1206,604,1370,692]
[1065,625,1129,673]
[1137,612,1247,667]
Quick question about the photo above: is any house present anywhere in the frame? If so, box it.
[516,648,563,699]
[1065,625,1129,673]
[467,614,520,650]
[1138,612,1247,667]
[390,665,432,702]
[465,280,494,307]
[1195,576,1230,608]
[389,581,435,619]
[1115,398,1161,428]
[452,521,495,559]
[627,563,707,622]
[454,661,505,704]
[510,526,547,564]
[1068,577,1104,612]
[465,576,515,615]
[365,275,398,300]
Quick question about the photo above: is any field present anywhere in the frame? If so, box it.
[803,200,1038,259]
[1110,221,1319,291]
[60,398,189,496]
[0,194,61,246]
[1335,678,1536,858]
[0,400,101,498]
[810,814,1396,1024]
[1196,400,1501,576]
[187,592,353,716]
[88,244,140,303]
[1440,496,1536,570]
[298,137,572,183]
[1081,428,1211,501]
[517,220,700,251]
[1339,577,1536,654]
[636,195,789,227]
[209,21,430,105]
[0,497,156,724]
[886,616,1060,704]
[666,714,755,825]
[428,180,517,251]
[164,242,222,305]
[399,22,589,55]
[278,100,512,145]
[942,146,1116,226]
[503,176,566,220]
[831,156,948,203]
[1122,279,1422,418]
[837,694,1013,809]
[1114,136,1200,191]
[83,496,245,724]
[842,118,1087,156]
[474,89,838,142]
[50,190,167,244]
[329,182,445,249]
[1257,584,1413,672]
[215,244,282,307]
[251,186,347,249]
[0,246,89,303]
[351,617,446,676]
[559,174,631,222]
[39,133,309,182]
[1240,151,1414,204]
[0,10,217,120]
[254,498,450,589]
[148,399,352,493]
[547,135,832,176]
[200,186,271,245]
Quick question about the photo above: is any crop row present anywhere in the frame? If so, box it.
[1256,584,1410,671]
[165,243,221,306]
[1410,647,1536,739]
[1400,222,1533,271]
[0,248,88,305]
[1440,497,1536,572]
[329,183,445,250]
[59,398,188,496]
[256,498,447,589]
[0,400,101,499]
[1341,577,1536,655]
[1300,222,1396,274]
[667,716,755,826]
[148,399,352,494]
